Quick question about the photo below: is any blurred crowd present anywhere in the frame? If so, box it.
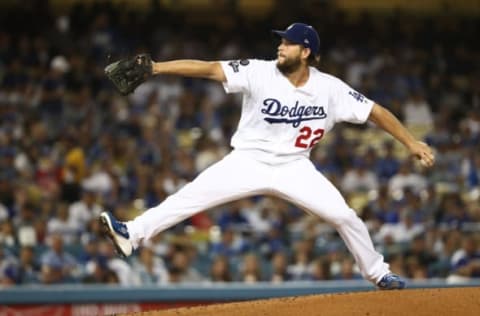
[0,1,479,287]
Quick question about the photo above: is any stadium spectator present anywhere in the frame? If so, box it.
[47,202,77,244]
[447,234,480,283]
[308,258,331,281]
[269,251,292,283]
[341,158,379,193]
[402,90,434,127]
[333,257,362,280]
[388,160,427,195]
[374,210,425,244]
[287,239,315,281]
[68,187,103,233]
[404,234,438,278]
[209,255,233,283]
[0,246,18,287]
[40,234,79,284]
[375,141,400,182]
[168,249,205,283]
[460,149,480,190]
[98,239,139,286]
[15,202,38,247]
[208,226,251,259]
[436,192,472,226]
[369,185,399,224]
[239,253,263,283]
[131,243,169,284]
[0,220,17,247]
[17,246,40,284]
[82,256,119,284]
[256,224,288,260]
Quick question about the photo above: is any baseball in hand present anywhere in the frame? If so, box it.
[416,141,435,167]
[419,156,430,167]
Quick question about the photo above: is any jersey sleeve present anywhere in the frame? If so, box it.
[219,59,256,94]
[329,78,375,124]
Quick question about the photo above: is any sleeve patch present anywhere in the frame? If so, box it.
[228,59,250,73]
[349,90,368,104]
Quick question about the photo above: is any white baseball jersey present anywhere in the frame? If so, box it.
[126,58,391,285]
[220,59,374,163]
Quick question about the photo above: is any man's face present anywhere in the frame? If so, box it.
[276,38,303,74]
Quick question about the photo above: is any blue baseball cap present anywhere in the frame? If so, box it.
[272,23,320,56]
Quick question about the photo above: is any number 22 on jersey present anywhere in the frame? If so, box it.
[295,126,324,148]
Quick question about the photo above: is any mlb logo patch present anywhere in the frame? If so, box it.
[349,91,368,103]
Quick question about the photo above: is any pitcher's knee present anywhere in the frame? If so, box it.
[330,208,360,228]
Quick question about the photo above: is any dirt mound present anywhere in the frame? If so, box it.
[122,287,480,316]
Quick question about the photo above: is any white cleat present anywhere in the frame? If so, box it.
[100,212,133,257]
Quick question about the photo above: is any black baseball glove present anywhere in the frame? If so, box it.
[104,54,153,95]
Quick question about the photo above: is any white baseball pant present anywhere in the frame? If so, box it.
[126,150,390,283]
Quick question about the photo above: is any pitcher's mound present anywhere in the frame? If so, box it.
[122,287,480,316]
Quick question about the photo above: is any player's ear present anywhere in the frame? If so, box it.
[301,47,311,60]
[307,53,321,67]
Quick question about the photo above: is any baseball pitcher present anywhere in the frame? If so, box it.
[101,23,435,289]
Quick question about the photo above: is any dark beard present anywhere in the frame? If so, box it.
[276,57,301,75]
